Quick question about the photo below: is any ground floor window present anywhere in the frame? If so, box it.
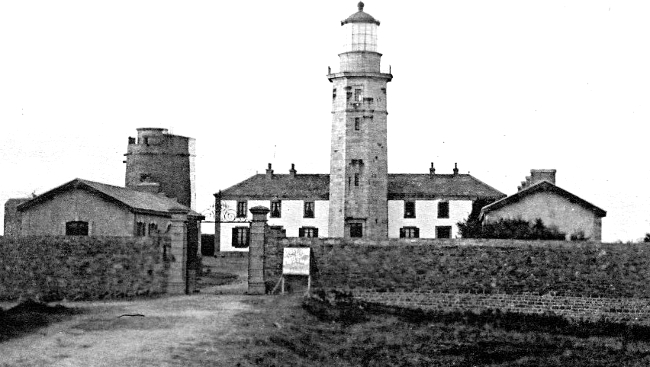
[136,222,146,236]
[350,223,363,238]
[66,221,88,236]
[148,223,158,236]
[299,227,319,238]
[232,227,250,248]
[436,226,452,239]
[400,226,419,238]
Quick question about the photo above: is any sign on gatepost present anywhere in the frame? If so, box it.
[278,247,311,295]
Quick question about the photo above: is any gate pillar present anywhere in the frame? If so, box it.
[248,206,269,294]
[168,207,189,294]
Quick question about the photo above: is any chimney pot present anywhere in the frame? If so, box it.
[453,163,459,176]
[429,162,436,178]
[289,163,297,178]
[266,163,274,179]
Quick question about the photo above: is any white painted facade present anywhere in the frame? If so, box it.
[388,199,473,239]
[218,199,330,252]
[219,198,475,251]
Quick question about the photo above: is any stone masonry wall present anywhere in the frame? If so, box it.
[265,237,650,324]
[0,236,170,301]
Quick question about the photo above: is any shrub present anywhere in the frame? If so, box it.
[458,217,566,240]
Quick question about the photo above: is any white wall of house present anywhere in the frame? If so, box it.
[219,199,329,252]
[388,199,473,238]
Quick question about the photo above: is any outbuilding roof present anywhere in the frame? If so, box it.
[481,180,606,218]
[218,173,505,201]
[18,178,204,219]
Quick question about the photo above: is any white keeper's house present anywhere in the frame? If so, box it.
[214,2,505,252]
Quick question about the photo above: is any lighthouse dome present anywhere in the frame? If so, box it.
[341,2,380,26]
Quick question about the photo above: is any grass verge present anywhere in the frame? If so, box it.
[236,290,650,367]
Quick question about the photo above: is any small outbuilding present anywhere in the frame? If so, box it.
[480,169,606,241]
[14,178,203,237]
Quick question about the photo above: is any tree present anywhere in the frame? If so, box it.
[644,233,650,243]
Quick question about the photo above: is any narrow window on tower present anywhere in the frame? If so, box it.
[332,88,337,100]
[354,173,360,186]
[354,117,360,131]
[354,89,362,102]
[347,91,352,101]
[350,223,363,238]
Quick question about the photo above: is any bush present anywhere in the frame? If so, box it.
[458,218,566,240]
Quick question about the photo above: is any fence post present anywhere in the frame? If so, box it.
[248,206,269,294]
[168,207,189,294]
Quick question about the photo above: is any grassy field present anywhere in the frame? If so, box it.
[228,291,650,367]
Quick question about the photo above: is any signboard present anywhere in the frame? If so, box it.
[282,247,310,275]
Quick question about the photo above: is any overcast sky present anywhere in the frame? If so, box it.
[1,1,648,242]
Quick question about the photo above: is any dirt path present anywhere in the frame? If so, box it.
[0,294,261,367]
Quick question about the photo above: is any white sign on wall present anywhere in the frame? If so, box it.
[282,247,310,275]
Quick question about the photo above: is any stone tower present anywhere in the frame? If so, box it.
[327,2,392,239]
[124,128,196,210]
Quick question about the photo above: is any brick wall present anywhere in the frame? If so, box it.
[265,237,650,324]
[0,236,170,301]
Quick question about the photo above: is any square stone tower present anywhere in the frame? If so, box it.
[327,2,392,239]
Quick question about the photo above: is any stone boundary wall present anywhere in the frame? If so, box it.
[265,237,650,324]
[351,290,650,325]
[0,236,170,301]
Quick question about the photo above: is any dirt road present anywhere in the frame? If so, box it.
[0,256,264,367]
[0,294,266,367]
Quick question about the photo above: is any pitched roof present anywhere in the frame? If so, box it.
[219,174,330,200]
[387,174,506,200]
[18,178,204,218]
[481,180,606,218]
[218,173,505,201]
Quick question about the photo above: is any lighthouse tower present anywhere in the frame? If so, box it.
[327,2,392,239]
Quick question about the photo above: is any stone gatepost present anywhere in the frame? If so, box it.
[248,206,269,295]
[168,207,189,294]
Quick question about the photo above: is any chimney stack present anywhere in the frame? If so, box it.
[530,169,556,185]
[429,162,435,178]
[289,163,297,178]
[266,163,274,179]
[453,163,459,176]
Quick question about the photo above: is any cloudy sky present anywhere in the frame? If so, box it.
[1,1,648,241]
